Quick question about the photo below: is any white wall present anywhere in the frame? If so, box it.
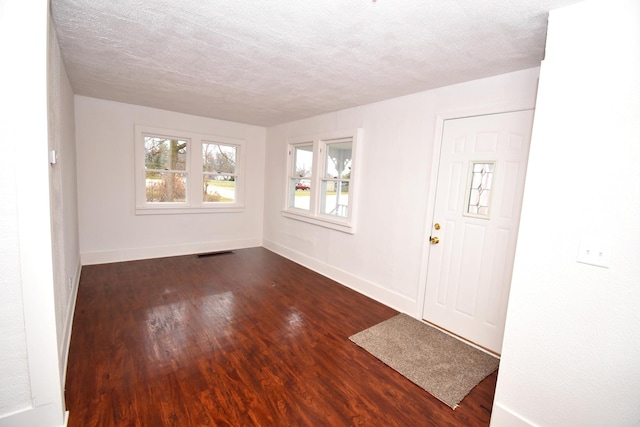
[48,14,81,385]
[0,1,67,426]
[75,97,266,264]
[263,68,540,314]
[0,0,33,413]
[492,1,640,426]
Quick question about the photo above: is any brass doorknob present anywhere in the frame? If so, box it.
[430,236,440,244]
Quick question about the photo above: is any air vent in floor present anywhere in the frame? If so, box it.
[196,250,234,258]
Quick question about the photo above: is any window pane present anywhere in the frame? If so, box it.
[203,174,236,203]
[289,144,313,211]
[145,172,186,202]
[144,137,187,171]
[321,180,349,218]
[289,178,311,210]
[324,140,352,179]
[293,145,313,178]
[203,143,236,174]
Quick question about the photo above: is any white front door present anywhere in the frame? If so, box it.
[422,110,534,354]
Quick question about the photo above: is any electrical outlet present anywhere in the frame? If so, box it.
[577,236,611,268]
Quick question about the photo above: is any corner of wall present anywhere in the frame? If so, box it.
[490,403,536,427]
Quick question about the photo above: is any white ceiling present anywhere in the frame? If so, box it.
[50,0,581,127]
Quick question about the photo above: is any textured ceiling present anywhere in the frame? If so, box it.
[50,0,581,126]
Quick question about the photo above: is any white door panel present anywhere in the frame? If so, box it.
[422,110,534,354]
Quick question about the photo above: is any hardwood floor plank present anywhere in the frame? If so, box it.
[65,247,497,426]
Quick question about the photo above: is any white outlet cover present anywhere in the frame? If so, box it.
[577,236,611,268]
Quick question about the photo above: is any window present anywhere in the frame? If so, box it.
[283,129,362,233]
[320,138,352,218]
[135,126,244,214]
[202,142,238,203]
[144,136,188,203]
[288,142,314,211]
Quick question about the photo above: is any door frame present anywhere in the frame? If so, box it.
[415,106,534,323]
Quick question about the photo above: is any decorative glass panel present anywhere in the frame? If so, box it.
[466,161,495,217]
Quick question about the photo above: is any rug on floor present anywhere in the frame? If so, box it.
[349,313,499,409]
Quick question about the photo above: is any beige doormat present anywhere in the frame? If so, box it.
[349,313,499,409]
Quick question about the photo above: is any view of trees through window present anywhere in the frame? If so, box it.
[143,136,239,204]
[202,142,237,203]
[144,136,188,202]
[137,126,245,212]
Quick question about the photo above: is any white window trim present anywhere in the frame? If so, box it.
[282,128,362,234]
[135,125,245,215]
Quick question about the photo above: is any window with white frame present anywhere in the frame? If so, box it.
[283,129,361,233]
[135,125,244,214]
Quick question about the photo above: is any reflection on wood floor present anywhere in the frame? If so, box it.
[65,247,497,426]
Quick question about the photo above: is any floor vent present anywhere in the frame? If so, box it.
[196,250,234,258]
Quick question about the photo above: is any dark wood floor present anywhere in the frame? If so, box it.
[65,247,497,426]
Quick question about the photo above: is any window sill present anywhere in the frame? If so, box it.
[281,210,355,234]
[136,205,245,215]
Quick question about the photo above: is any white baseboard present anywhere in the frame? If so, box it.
[60,259,81,387]
[0,403,66,427]
[490,403,536,427]
[80,239,262,265]
[263,239,415,314]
